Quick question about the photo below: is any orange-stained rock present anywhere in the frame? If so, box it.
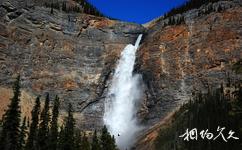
[0,87,34,120]
[134,2,242,149]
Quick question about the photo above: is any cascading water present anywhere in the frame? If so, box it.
[103,34,143,150]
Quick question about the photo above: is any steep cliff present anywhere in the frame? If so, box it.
[135,0,242,149]
[0,0,241,147]
[0,0,145,130]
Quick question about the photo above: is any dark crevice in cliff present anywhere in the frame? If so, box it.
[79,96,106,112]
[0,4,17,12]
[96,70,112,97]
[7,11,23,20]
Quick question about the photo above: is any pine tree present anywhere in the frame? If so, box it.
[100,125,109,150]
[0,75,21,150]
[19,117,27,150]
[237,85,242,102]
[110,136,117,150]
[58,125,65,149]
[49,95,60,150]
[38,93,50,150]
[91,130,101,150]
[51,3,54,14]
[75,0,104,16]
[0,120,2,136]
[74,129,82,150]
[25,97,41,150]
[62,2,66,12]
[81,133,91,150]
[163,0,223,19]
[217,5,222,12]
[59,103,75,150]
[26,117,30,128]
[100,125,117,150]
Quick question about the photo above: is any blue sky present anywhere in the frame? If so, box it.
[88,0,187,24]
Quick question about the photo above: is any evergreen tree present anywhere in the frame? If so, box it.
[164,0,221,19]
[49,96,60,150]
[217,5,222,12]
[58,125,65,149]
[81,133,90,150]
[75,0,104,16]
[25,97,41,150]
[0,75,21,150]
[0,120,2,136]
[38,93,50,150]
[110,136,117,150]
[59,103,75,150]
[19,117,27,150]
[100,126,117,150]
[26,117,30,128]
[51,3,54,14]
[155,85,242,150]
[91,130,101,150]
[74,129,82,150]
[62,2,66,12]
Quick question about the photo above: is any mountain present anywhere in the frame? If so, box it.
[136,0,242,127]
[135,0,242,149]
[0,0,241,149]
[0,0,144,129]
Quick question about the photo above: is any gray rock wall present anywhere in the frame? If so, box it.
[0,1,145,130]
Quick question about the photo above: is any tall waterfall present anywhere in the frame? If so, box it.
[104,34,143,149]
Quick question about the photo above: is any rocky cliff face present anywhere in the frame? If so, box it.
[0,0,241,144]
[0,0,145,129]
[135,0,242,149]
[136,0,242,126]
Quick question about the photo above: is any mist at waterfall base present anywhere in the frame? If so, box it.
[103,35,143,150]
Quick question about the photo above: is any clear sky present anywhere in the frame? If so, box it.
[88,0,188,24]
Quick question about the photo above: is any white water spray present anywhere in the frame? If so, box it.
[103,35,143,150]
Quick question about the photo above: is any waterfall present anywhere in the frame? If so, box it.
[103,34,143,150]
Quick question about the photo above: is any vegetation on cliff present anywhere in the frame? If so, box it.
[0,76,117,150]
[161,0,233,26]
[44,0,104,17]
[232,59,242,74]
[0,76,21,150]
[155,83,242,150]
[164,0,229,18]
